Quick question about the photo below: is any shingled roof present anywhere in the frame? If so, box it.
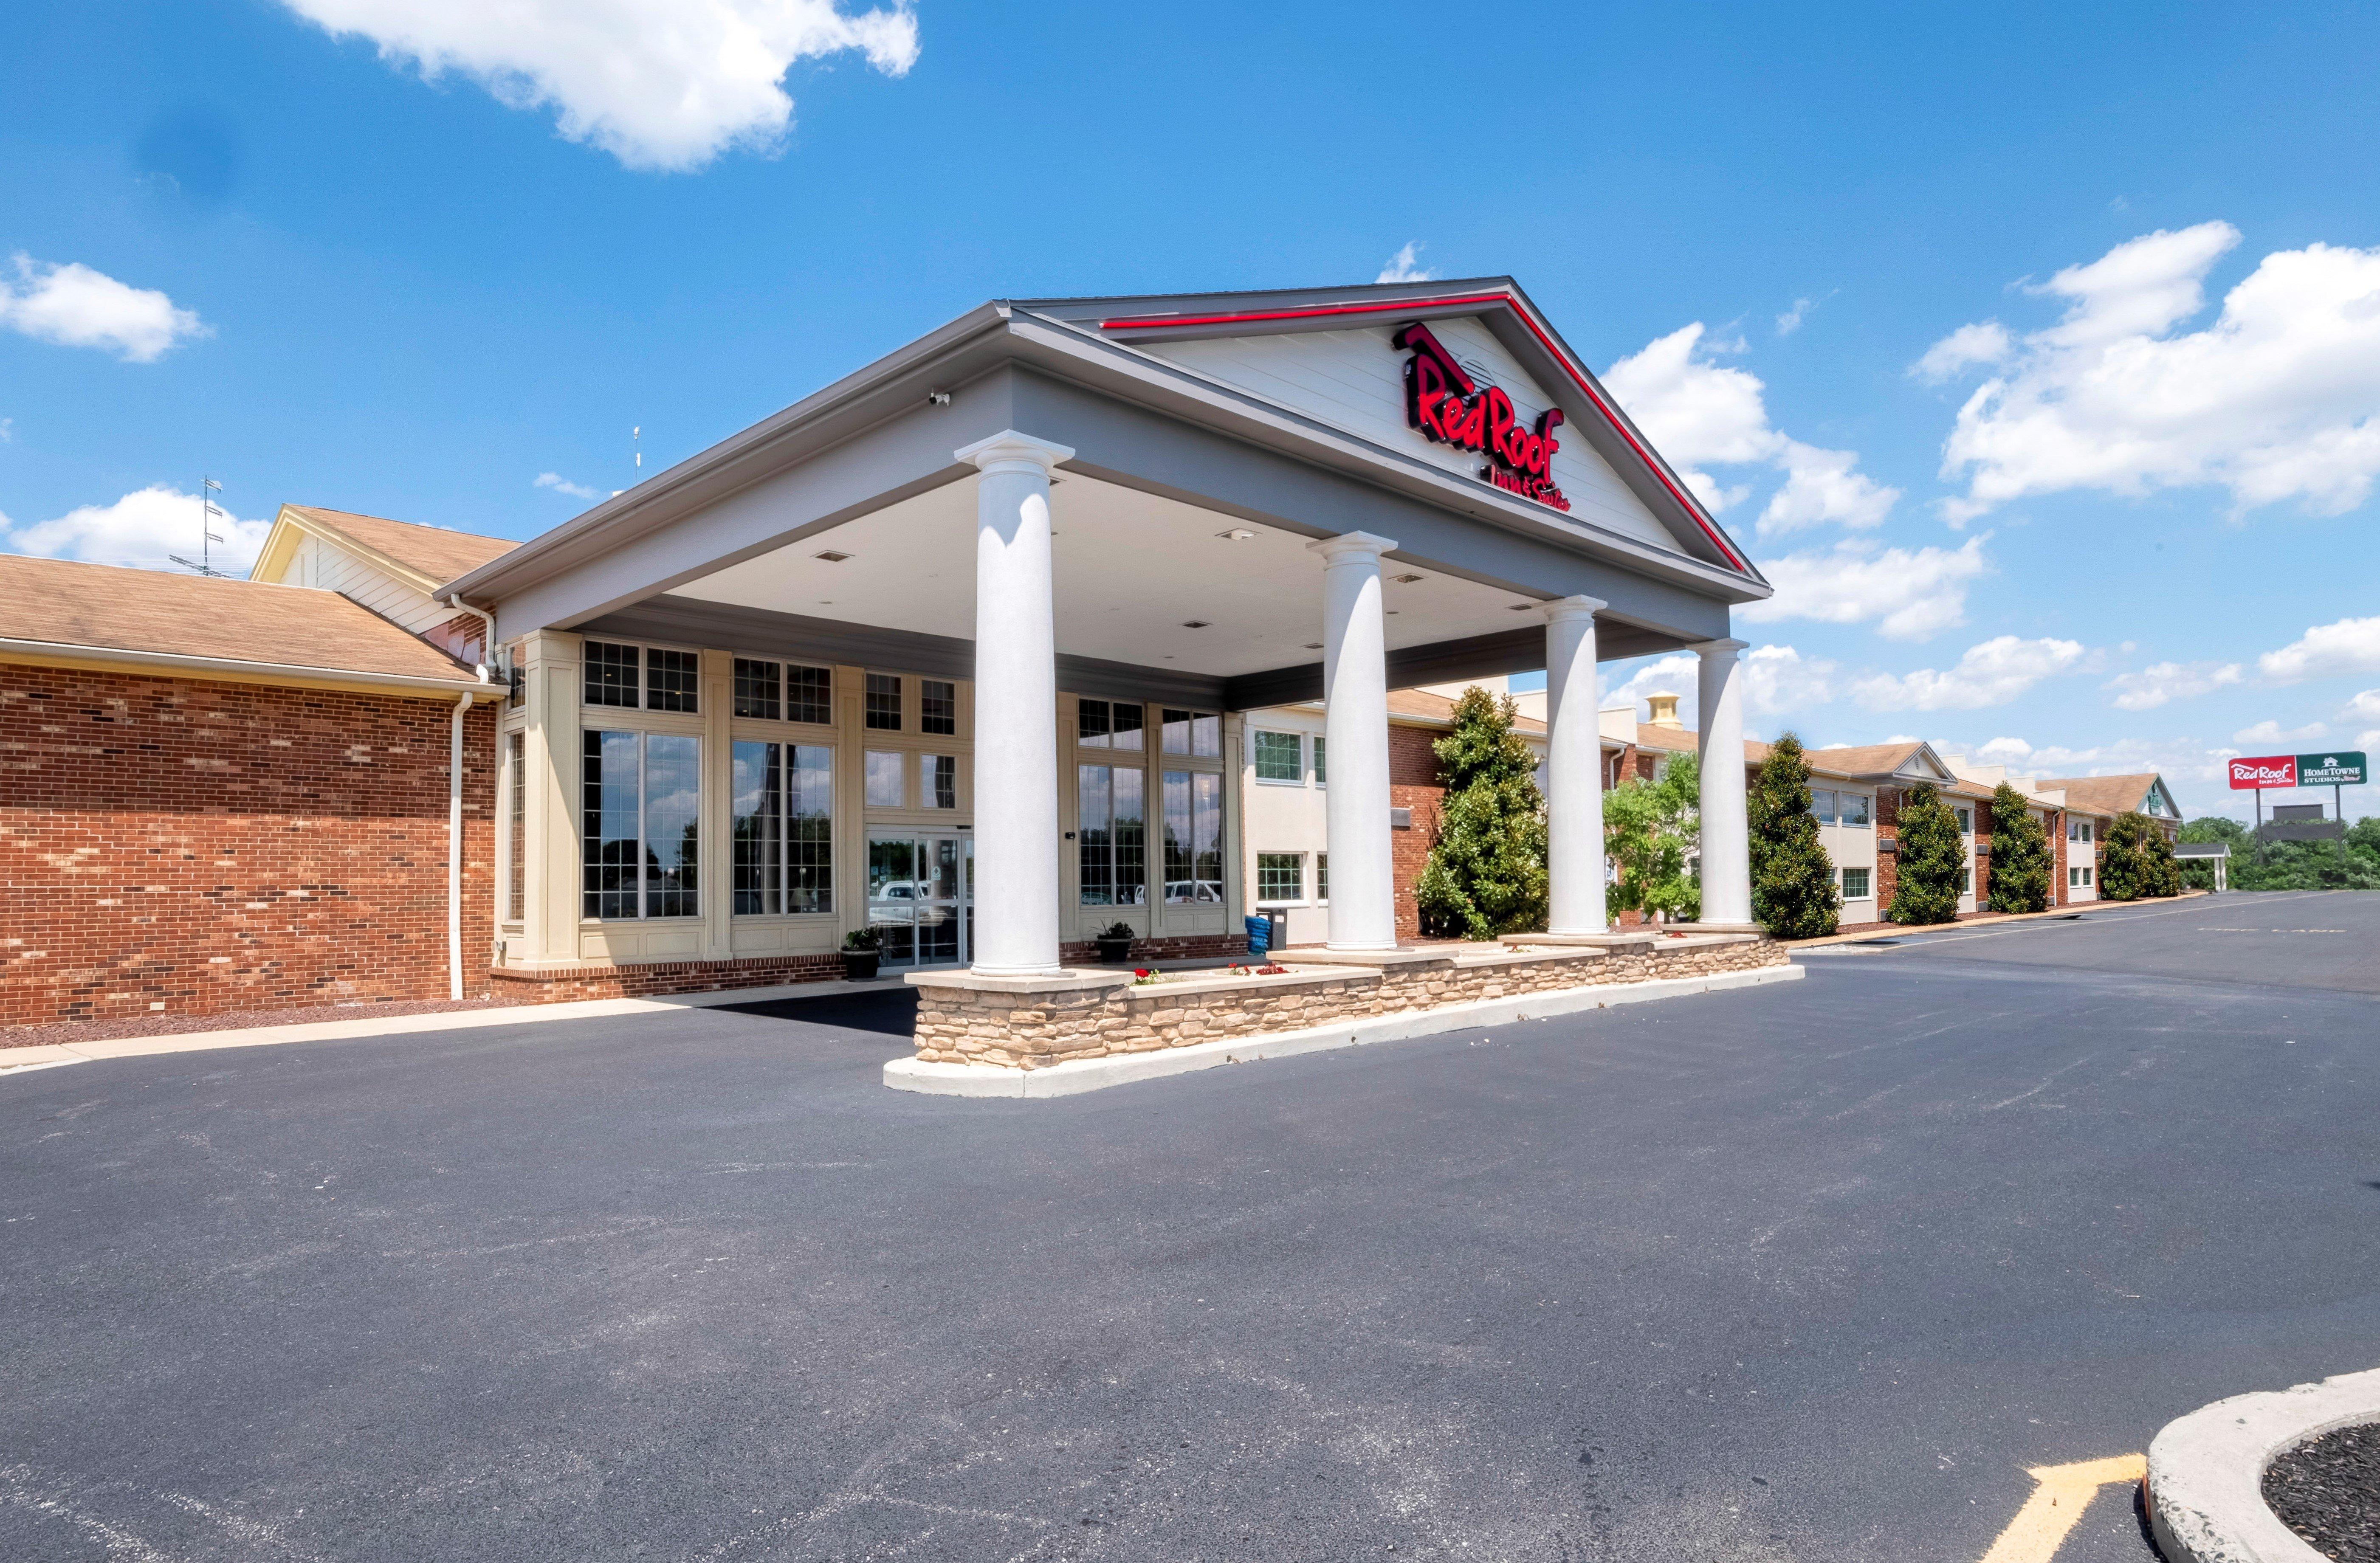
[278,506,518,588]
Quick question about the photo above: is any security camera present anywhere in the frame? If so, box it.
[927,390,951,407]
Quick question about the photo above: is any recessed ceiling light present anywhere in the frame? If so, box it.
[1181,620,1211,629]
[1509,603,1537,611]
[1385,609,1400,615]
[1303,643,1324,651]
[814,549,852,563]
[1392,573,1425,584]
[1216,527,1255,541]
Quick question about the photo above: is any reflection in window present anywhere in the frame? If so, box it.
[584,642,639,707]
[1841,867,1870,899]
[1313,734,1326,786]
[733,740,833,915]
[1316,851,1329,902]
[1839,792,1870,826]
[1161,708,1220,757]
[1078,698,1144,750]
[865,673,902,730]
[581,730,699,918]
[789,664,832,725]
[1252,730,1302,783]
[583,729,640,917]
[920,679,956,735]
[1162,770,1223,902]
[1812,788,1837,825]
[922,754,957,809]
[647,649,699,713]
[1078,765,1146,906]
[506,732,525,921]
[733,659,780,720]
[866,750,904,808]
[1255,853,1303,904]
[643,735,700,916]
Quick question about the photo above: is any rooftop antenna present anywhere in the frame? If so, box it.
[171,475,229,577]
[633,425,641,477]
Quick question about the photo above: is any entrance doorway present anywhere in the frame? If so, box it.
[867,832,973,969]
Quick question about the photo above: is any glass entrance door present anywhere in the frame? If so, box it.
[868,833,972,969]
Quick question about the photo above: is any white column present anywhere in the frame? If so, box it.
[1695,637,1755,927]
[1544,595,1609,935]
[1308,530,1399,950]
[957,430,1075,974]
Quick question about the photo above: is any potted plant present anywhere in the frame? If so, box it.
[841,926,883,980]
[1094,920,1136,965]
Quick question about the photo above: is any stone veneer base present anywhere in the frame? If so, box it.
[886,962,1804,1098]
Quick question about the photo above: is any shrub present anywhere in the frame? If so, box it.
[1887,783,1965,925]
[2101,811,2182,900]
[1414,688,1548,939]
[1747,732,1839,938]
[1984,782,2052,913]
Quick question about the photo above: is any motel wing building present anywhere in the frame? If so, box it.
[3,278,1772,1025]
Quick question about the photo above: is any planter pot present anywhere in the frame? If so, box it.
[1094,937,1135,965]
[842,950,881,981]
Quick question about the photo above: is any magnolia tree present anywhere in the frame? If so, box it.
[1414,688,1548,939]
[1607,752,1701,924]
[1888,783,1966,926]
[1747,733,1840,939]
[1984,782,2052,914]
[2101,811,2182,900]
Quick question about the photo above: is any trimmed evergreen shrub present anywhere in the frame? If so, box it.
[1606,752,1701,923]
[1887,783,1965,925]
[1747,732,1839,938]
[2101,810,2182,900]
[1414,688,1548,939]
[1984,782,2052,913]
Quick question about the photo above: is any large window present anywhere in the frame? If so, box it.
[506,732,525,921]
[1316,851,1329,903]
[1161,708,1220,758]
[1813,788,1837,824]
[1077,764,1147,907]
[1954,806,1973,834]
[585,641,640,707]
[1162,770,1223,902]
[865,673,902,730]
[647,649,699,713]
[731,741,833,915]
[1839,792,1871,826]
[1255,853,1303,904]
[1078,698,1144,749]
[733,659,780,720]
[582,731,699,918]
[1252,730,1302,783]
[1841,866,1870,900]
[920,679,956,736]
[1313,735,1326,786]
[584,640,699,712]
[922,754,958,810]
[865,751,904,808]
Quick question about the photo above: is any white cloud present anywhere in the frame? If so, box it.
[277,0,922,172]
[2258,615,2380,682]
[1973,735,2035,764]
[1930,222,2380,522]
[2233,719,2327,745]
[1739,534,1991,641]
[0,418,13,442]
[1851,635,2088,712]
[1604,655,1698,723]
[1775,294,1831,336]
[2104,659,2242,711]
[0,484,269,572]
[0,254,209,362]
[1600,644,1836,734]
[2359,729,2380,753]
[1761,439,1898,534]
[534,470,601,500]
[1911,321,2011,382]
[1375,242,1434,285]
[2342,689,2380,723]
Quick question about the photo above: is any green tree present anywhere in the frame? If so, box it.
[2177,814,2247,891]
[1413,688,1548,939]
[1747,732,1839,938]
[1606,752,1701,923]
[1887,783,1965,925]
[2101,811,2181,900]
[1984,782,2052,913]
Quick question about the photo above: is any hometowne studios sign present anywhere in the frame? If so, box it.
[1396,322,1572,511]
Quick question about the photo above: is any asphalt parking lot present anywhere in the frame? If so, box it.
[4,891,2374,1562]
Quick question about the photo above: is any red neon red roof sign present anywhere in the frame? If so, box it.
[1097,290,1749,573]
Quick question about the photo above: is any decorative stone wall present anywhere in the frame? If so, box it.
[911,934,1786,1070]
[1057,932,1245,968]
[485,952,844,1004]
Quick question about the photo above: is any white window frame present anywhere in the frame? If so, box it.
[1253,851,1306,906]
[865,749,907,809]
[729,738,836,918]
[1840,865,1871,901]
[1252,729,1304,785]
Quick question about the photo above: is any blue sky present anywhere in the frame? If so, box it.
[6,0,2379,820]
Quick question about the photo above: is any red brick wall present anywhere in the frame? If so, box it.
[1,662,496,1028]
[1388,724,1444,941]
[1874,787,1903,911]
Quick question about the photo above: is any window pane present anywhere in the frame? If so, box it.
[1253,730,1301,782]
[1193,772,1222,901]
[1841,792,1870,826]
[865,673,902,730]
[733,659,780,721]
[1256,853,1302,903]
[789,744,834,914]
[1812,788,1835,824]
[732,741,782,915]
[1078,764,1112,906]
[583,729,640,918]
[584,641,638,707]
[788,664,832,725]
[1113,768,1145,906]
[1162,770,1192,900]
[1077,698,1110,750]
[1316,851,1329,903]
[866,750,904,808]
[923,754,957,809]
[1161,708,1192,755]
[920,679,956,735]
[1842,867,1869,899]
[506,732,525,921]
[1313,734,1325,786]
[644,735,700,917]
[1193,713,1220,759]
[1110,702,1143,749]
[647,648,699,713]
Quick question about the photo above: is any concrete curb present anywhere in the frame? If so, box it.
[0,979,902,1076]
[882,963,1806,1098]
[1782,889,2214,951]
[2146,1364,2380,1563]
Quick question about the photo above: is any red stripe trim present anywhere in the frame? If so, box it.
[1099,292,1747,573]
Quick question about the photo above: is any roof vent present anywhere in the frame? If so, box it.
[813,549,852,563]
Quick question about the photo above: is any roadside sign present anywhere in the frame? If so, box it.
[2296,751,2367,786]
[2228,754,2296,789]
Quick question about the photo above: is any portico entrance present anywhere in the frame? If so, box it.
[869,832,974,969]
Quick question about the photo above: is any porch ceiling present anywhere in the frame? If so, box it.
[668,471,1548,682]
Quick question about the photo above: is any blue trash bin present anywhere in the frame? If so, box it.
[1244,913,1272,958]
